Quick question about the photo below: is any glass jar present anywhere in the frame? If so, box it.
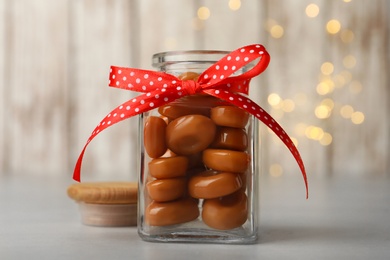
[137,50,259,244]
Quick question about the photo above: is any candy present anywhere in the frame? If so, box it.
[148,156,189,179]
[202,191,248,230]
[166,115,216,155]
[145,197,199,226]
[144,116,167,158]
[146,178,187,202]
[212,127,248,151]
[188,170,242,199]
[202,149,249,173]
[211,106,249,128]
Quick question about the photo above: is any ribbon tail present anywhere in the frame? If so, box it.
[205,89,309,199]
[72,89,184,181]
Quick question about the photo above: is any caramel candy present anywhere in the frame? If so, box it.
[146,178,186,202]
[212,127,248,151]
[203,149,249,173]
[166,115,216,155]
[178,71,200,81]
[188,170,242,199]
[148,156,189,179]
[202,191,248,230]
[158,103,210,120]
[210,106,249,128]
[146,197,200,226]
[144,116,167,158]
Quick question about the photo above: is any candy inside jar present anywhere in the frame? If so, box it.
[138,59,259,244]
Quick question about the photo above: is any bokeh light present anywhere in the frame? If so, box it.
[305,3,320,18]
[321,62,334,75]
[351,111,365,124]
[197,6,210,20]
[326,19,341,34]
[270,164,283,177]
[228,0,241,11]
[270,24,284,38]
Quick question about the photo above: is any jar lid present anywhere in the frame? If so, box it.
[67,182,137,205]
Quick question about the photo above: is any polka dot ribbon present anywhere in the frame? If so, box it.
[73,44,308,198]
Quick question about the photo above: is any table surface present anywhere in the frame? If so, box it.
[0,172,389,260]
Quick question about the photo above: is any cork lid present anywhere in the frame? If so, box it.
[67,182,138,205]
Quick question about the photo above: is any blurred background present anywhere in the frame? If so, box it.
[0,0,389,183]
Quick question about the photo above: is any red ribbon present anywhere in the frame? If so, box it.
[73,44,308,198]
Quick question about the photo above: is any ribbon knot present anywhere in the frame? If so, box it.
[182,80,202,95]
[73,44,308,198]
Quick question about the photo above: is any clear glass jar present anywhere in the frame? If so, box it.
[137,50,259,244]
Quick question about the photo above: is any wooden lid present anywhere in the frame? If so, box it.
[67,182,137,204]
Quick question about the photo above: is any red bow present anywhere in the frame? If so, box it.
[73,44,308,198]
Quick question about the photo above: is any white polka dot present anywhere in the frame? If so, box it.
[149,102,154,107]
[259,51,264,55]
[229,97,234,101]
[135,108,139,112]
[144,74,149,79]
[120,113,125,118]
[172,80,176,84]
[128,83,133,88]
[136,78,141,84]
[216,65,220,70]
[107,121,111,125]
[102,122,105,125]
[177,86,181,91]
[118,70,122,74]
[162,89,166,92]
[212,75,217,79]
[204,74,209,79]
[113,113,117,117]
[215,90,220,94]
[149,81,154,86]
[250,50,254,53]
[119,105,123,109]
[227,56,232,61]
[132,98,137,102]
[155,94,159,99]
[244,57,249,62]
[240,48,245,52]
[130,72,135,76]
[243,105,248,108]
[142,86,146,90]
[163,84,168,88]
[107,114,111,118]
[232,66,236,70]
[158,77,162,81]
[220,75,224,80]
[146,93,151,97]
[178,92,182,96]
[164,97,169,102]
[126,106,131,110]
[116,81,119,86]
[140,100,145,104]
[224,65,228,70]
[123,76,127,81]
[236,56,240,61]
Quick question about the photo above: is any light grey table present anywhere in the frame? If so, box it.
[1,172,389,259]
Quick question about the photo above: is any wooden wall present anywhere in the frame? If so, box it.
[0,0,389,182]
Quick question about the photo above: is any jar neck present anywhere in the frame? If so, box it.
[152,50,229,75]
